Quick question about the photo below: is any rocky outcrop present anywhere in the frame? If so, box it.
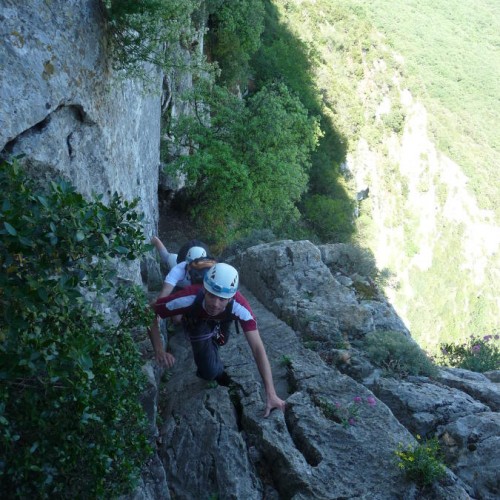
[234,240,408,346]
[144,240,498,499]
[440,412,500,499]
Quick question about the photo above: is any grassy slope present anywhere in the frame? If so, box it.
[270,0,499,350]
[352,0,500,216]
[350,0,500,348]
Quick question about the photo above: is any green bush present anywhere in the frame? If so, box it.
[207,0,265,86]
[252,0,321,113]
[302,194,354,242]
[103,0,207,80]
[382,107,406,135]
[364,331,438,378]
[167,81,320,248]
[0,160,153,497]
[435,334,500,373]
[395,436,446,487]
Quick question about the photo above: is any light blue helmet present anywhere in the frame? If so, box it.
[204,263,239,299]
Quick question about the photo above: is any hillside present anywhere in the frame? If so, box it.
[355,0,500,216]
[351,0,500,349]
[262,0,500,352]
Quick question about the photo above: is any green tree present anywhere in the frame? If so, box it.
[252,1,320,113]
[0,160,152,497]
[207,0,265,86]
[103,0,207,79]
[167,82,320,246]
[243,83,321,226]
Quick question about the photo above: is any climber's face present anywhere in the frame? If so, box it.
[203,291,230,316]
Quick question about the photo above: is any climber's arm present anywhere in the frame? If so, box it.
[148,314,175,368]
[244,329,286,417]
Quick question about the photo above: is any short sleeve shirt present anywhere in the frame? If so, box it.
[164,261,190,288]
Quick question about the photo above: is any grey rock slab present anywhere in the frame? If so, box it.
[374,377,491,437]
[440,412,500,500]
[437,367,500,411]
[156,285,470,499]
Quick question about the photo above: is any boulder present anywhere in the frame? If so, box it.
[373,376,490,437]
[437,368,500,411]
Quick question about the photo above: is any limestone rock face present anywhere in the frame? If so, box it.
[0,0,161,282]
[233,240,408,340]
[1,2,165,496]
[437,368,500,412]
[155,281,474,500]
[373,376,490,437]
[440,412,500,500]
[151,239,495,500]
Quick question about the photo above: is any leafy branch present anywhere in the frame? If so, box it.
[0,159,152,497]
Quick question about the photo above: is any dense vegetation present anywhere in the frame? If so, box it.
[167,81,321,246]
[160,0,359,247]
[354,0,500,217]
[105,0,499,350]
[364,331,438,378]
[0,160,153,497]
[103,0,209,81]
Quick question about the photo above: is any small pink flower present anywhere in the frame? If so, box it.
[348,418,356,426]
[354,396,362,403]
[483,335,492,342]
[472,345,481,353]
[335,402,342,408]
[366,396,377,406]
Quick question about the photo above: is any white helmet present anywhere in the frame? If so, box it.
[204,263,239,299]
[186,246,207,263]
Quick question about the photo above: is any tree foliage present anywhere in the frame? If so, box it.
[0,160,153,497]
[103,0,207,79]
[167,82,321,246]
[206,0,265,86]
[252,0,321,113]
